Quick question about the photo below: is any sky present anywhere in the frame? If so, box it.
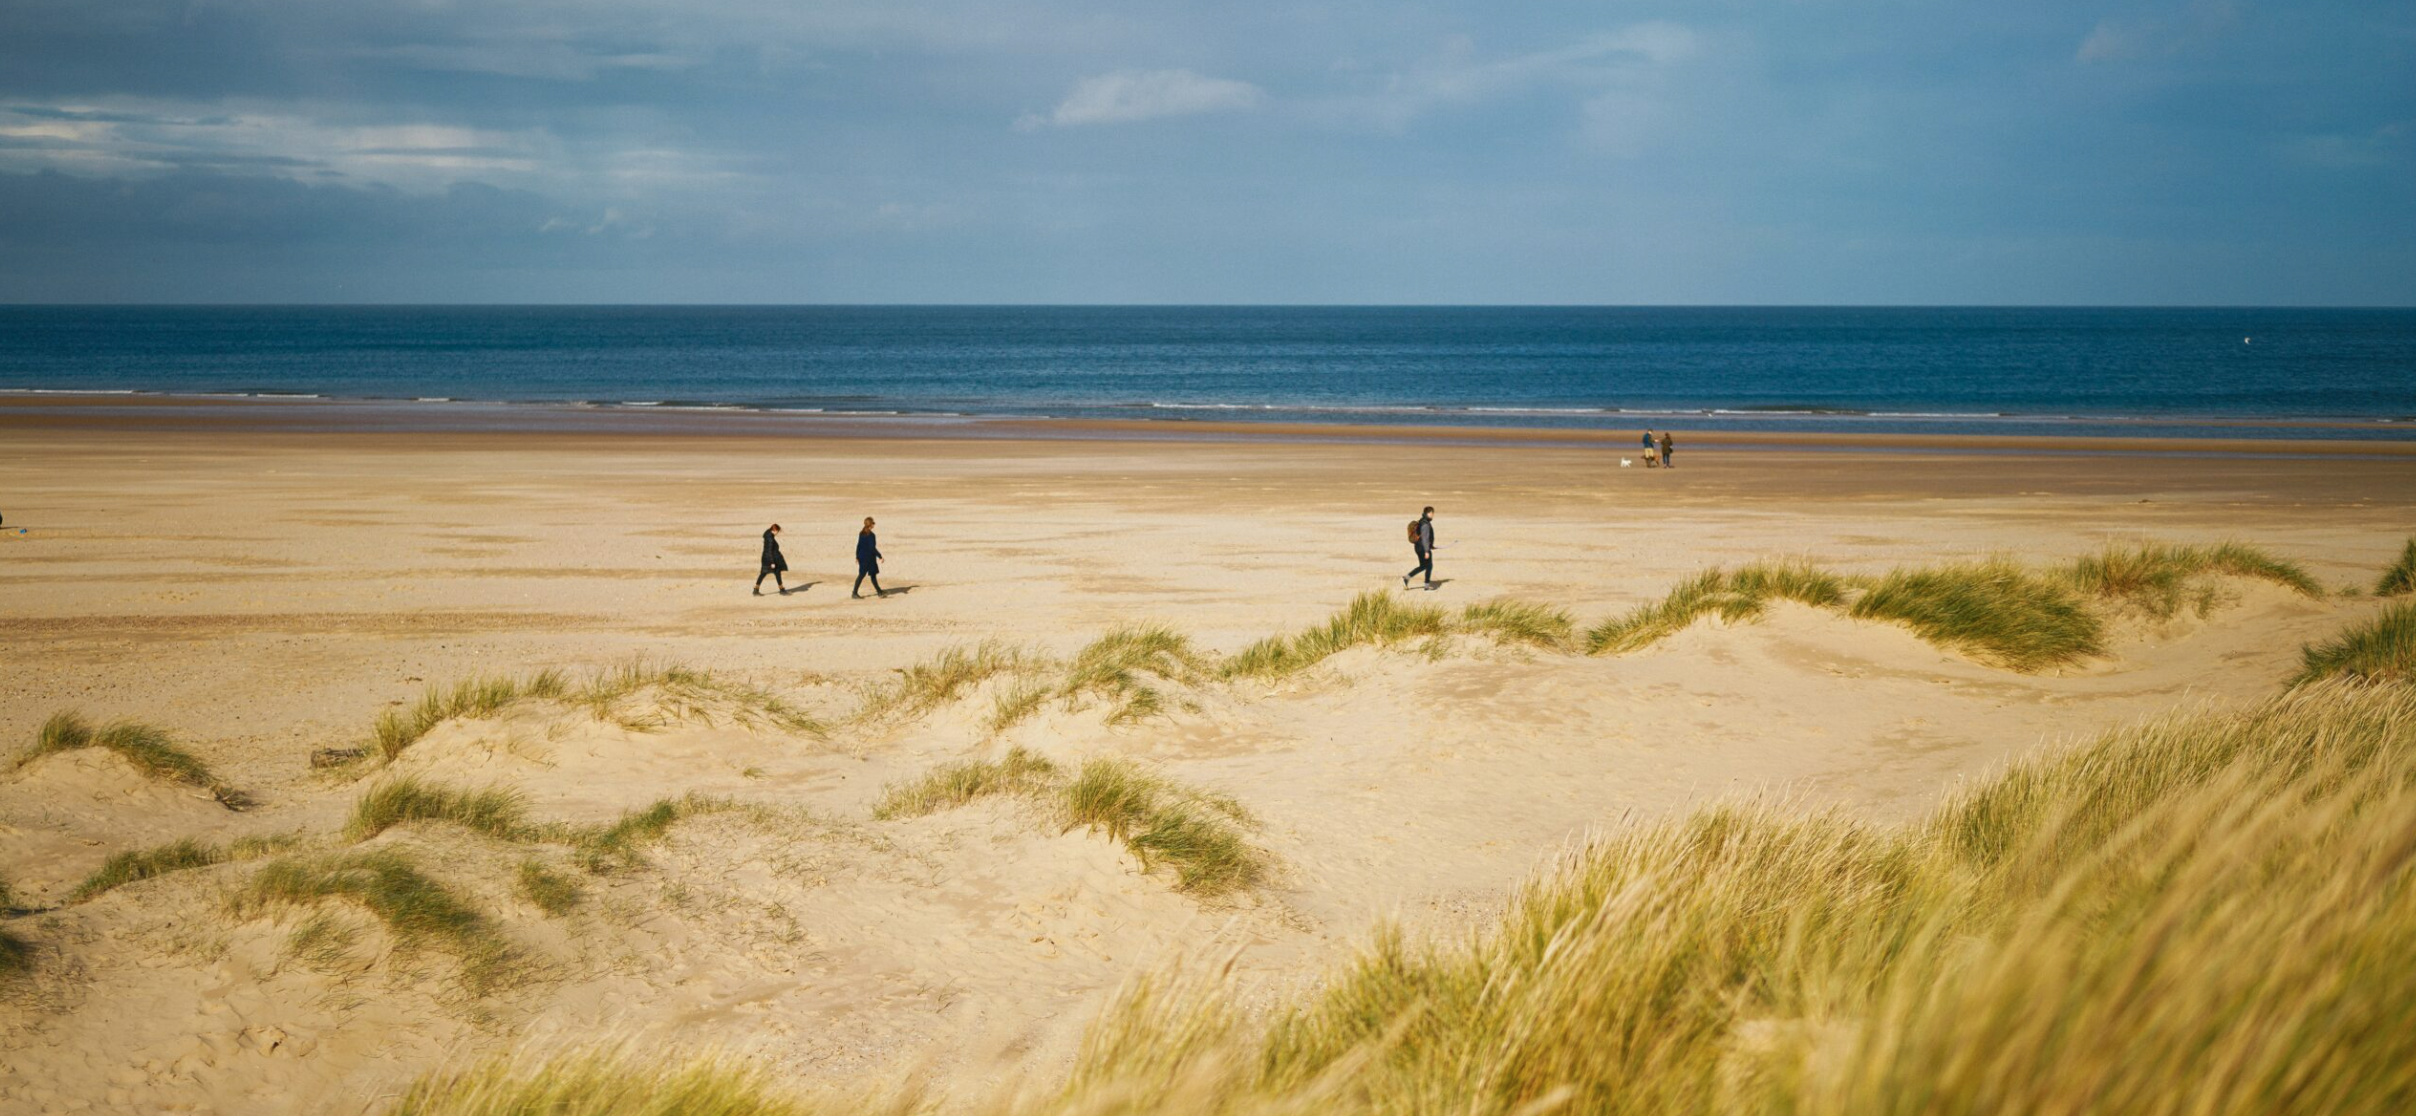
[0,0,2409,304]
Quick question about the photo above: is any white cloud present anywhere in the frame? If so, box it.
[1330,23,1700,133]
[2075,0,2240,63]
[1017,69,1264,129]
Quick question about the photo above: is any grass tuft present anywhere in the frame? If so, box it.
[2061,540,2323,618]
[19,712,228,798]
[1456,598,1577,650]
[2294,601,2416,687]
[371,663,822,763]
[1061,758,1265,896]
[515,859,584,916]
[572,794,728,872]
[858,641,1046,722]
[69,834,296,903]
[347,778,532,842]
[233,848,513,992]
[390,1049,881,1116]
[1058,625,1210,725]
[1223,592,1450,680]
[2379,537,2416,598]
[871,746,1061,820]
[1847,559,2103,671]
[1585,560,1846,654]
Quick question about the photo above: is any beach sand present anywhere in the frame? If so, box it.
[2,414,2412,1112]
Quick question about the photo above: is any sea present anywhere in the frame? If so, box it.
[3,306,2412,442]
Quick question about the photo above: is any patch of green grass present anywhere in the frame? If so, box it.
[1847,560,2104,671]
[347,778,532,842]
[233,848,513,993]
[985,678,1054,732]
[1223,592,1451,680]
[515,859,584,916]
[858,640,1047,721]
[390,1049,872,1116]
[2379,537,2416,598]
[371,663,822,763]
[1061,757,1265,896]
[1584,560,1847,654]
[2294,601,2416,687]
[19,711,229,796]
[1456,598,1577,650]
[871,746,1062,820]
[571,794,728,872]
[68,833,296,903]
[2061,541,2323,618]
[1058,625,1210,725]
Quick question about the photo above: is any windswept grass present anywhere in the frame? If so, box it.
[1456,598,1576,650]
[2061,540,2323,617]
[389,1049,900,1116]
[572,794,728,872]
[371,663,822,763]
[1585,560,1846,654]
[233,849,513,992]
[1847,560,2103,671]
[2380,537,2416,598]
[870,746,1061,820]
[858,640,1047,722]
[19,712,236,804]
[347,778,532,842]
[2294,601,2416,687]
[390,684,2416,1115]
[69,833,296,903]
[1224,592,1450,680]
[515,859,584,916]
[1062,758,1265,896]
[1054,625,1211,726]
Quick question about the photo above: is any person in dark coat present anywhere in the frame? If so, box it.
[754,524,788,595]
[1402,506,1436,589]
[853,517,885,598]
[1659,430,1675,469]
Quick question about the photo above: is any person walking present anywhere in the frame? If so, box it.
[754,524,789,596]
[1659,430,1676,469]
[1641,429,1659,467]
[853,517,886,598]
[1402,506,1437,589]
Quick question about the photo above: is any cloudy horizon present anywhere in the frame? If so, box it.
[1,0,2409,304]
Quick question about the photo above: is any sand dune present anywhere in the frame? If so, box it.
[2,426,2412,1112]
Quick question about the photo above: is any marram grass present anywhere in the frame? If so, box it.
[1847,560,2104,671]
[21,712,233,797]
[2060,540,2322,617]
[347,778,533,842]
[233,848,515,993]
[1223,591,1451,680]
[871,746,1062,820]
[370,663,822,762]
[2380,537,2416,598]
[397,683,2416,1116]
[1584,560,1846,654]
[69,834,296,903]
[2294,601,2416,687]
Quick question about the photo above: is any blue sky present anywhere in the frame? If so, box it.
[0,0,2408,303]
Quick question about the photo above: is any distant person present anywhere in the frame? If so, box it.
[754,524,788,596]
[1402,506,1436,589]
[853,517,886,598]
[1641,429,1659,468]
[1659,430,1675,469]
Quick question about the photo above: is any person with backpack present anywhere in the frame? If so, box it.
[754,524,789,596]
[1402,506,1437,589]
[853,517,886,598]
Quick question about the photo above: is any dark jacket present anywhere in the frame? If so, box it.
[760,530,787,572]
[1416,517,1435,553]
[856,531,882,570]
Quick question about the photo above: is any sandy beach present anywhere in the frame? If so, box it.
[3,407,2413,1113]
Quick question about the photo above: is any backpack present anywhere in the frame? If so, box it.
[1407,519,1423,544]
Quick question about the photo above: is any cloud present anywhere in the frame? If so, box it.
[2076,0,2240,62]
[1018,69,1263,129]
[1331,23,1700,132]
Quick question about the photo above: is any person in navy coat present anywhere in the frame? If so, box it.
[853,517,885,598]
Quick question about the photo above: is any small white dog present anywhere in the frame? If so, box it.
[1619,458,1633,468]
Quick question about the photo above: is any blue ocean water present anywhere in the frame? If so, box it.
[2,306,2412,440]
